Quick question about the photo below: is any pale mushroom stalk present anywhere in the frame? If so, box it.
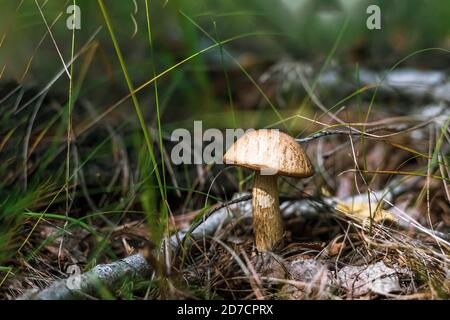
[252,172,284,251]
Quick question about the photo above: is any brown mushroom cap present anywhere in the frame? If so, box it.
[223,129,314,178]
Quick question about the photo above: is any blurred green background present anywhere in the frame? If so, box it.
[1,0,449,131]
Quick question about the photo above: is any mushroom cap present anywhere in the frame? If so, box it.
[223,129,314,178]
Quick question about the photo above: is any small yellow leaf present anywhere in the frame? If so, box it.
[335,199,397,223]
[321,186,332,197]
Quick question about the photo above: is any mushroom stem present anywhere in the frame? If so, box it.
[252,172,284,251]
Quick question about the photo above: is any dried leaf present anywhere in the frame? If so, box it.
[335,198,397,222]
[281,259,334,299]
[337,261,406,297]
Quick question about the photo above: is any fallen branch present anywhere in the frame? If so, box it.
[295,120,434,143]
[19,254,151,300]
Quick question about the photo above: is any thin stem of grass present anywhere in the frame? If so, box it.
[97,0,165,204]
[145,0,167,201]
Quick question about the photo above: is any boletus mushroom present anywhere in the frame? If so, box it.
[223,129,314,251]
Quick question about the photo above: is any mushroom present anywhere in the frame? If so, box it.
[223,129,314,251]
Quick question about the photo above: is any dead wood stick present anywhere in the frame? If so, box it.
[295,121,433,143]
[18,254,152,300]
